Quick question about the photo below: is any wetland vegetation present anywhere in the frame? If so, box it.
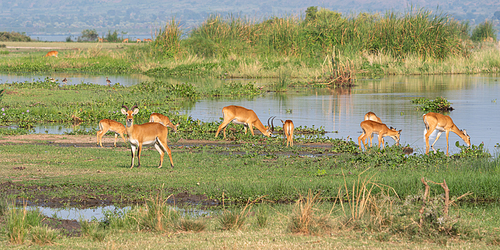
[1,7,500,249]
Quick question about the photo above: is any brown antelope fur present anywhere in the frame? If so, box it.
[122,38,129,43]
[281,119,294,147]
[44,51,58,57]
[363,111,382,147]
[358,120,401,150]
[423,112,470,156]
[136,38,141,43]
[149,113,180,133]
[98,38,104,42]
[215,105,274,139]
[144,38,152,42]
[121,105,174,169]
[96,119,127,147]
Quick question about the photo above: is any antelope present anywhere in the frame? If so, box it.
[215,105,274,139]
[96,119,127,147]
[149,113,180,133]
[136,38,141,43]
[423,112,470,156]
[358,120,401,150]
[144,38,152,42]
[122,38,129,43]
[281,119,294,147]
[364,111,382,147]
[44,51,58,57]
[98,38,104,43]
[121,105,174,169]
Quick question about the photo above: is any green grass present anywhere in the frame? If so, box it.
[0,142,497,205]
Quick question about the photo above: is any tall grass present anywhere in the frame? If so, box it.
[151,18,182,59]
[6,203,43,244]
[183,7,469,60]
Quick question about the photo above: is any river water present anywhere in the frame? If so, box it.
[1,73,499,155]
[182,74,500,155]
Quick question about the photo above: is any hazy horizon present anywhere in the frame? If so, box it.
[1,0,499,40]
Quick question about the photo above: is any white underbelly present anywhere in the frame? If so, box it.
[129,138,156,146]
[232,119,248,126]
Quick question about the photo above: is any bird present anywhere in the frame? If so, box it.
[62,78,68,84]
[49,78,56,82]
[106,77,111,86]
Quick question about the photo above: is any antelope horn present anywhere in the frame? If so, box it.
[122,104,129,110]
[267,116,276,132]
[131,104,138,110]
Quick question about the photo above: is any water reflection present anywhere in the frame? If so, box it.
[0,72,153,87]
[182,75,500,155]
[27,205,210,221]
[3,74,500,155]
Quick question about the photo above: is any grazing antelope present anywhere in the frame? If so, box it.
[358,120,401,150]
[215,105,274,139]
[149,113,180,133]
[423,112,470,156]
[281,119,294,147]
[144,38,152,42]
[121,105,174,169]
[136,38,141,43]
[96,119,127,147]
[363,111,382,147]
[122,38,129,43]
[106,77,111,85]
[44,51,58,57]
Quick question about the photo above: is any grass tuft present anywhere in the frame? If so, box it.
[288,190,333,235]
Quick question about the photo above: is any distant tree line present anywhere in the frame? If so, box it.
[0,31,31,42]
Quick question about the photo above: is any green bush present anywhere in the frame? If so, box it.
[471,21,497,42]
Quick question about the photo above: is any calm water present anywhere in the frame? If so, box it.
[2,73,499,155]
[0,72,153,87]
[29,35,153,42]
[181,75,500,155]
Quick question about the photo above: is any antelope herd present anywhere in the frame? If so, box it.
[97,104,470,169]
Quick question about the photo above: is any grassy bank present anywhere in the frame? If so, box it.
[0,141,499,248]
[1,8,500,80]
[0,142,497,205]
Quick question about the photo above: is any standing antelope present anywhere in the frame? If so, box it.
[96,119,127,147]
[121,105,174,169]
[98,38,104,43]
[149,113,180,133]
[215,105,274,139]
[44,51,58,57]
[423,112,470,156]
[363,111,382,147]
[358,120,401,150]
[136,38,141,43]
[281,119,294,147]
[122,38,129,43]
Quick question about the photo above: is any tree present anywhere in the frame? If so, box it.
[305,6,318,22]
[78,29,98,42]
[494,11,500,20]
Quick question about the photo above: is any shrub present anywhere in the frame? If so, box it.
[411,97,453,111]
[471,21,497,42]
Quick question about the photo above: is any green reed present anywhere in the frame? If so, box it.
[183,7,469,60]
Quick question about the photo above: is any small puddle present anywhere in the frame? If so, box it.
[25,205,211,221]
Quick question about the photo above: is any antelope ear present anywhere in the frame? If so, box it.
[463,129,467,136]
[399,129,402,133]
[132,108,139,115]
[121,108,127,115]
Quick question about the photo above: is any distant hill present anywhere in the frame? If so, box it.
[1,0,499,37]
